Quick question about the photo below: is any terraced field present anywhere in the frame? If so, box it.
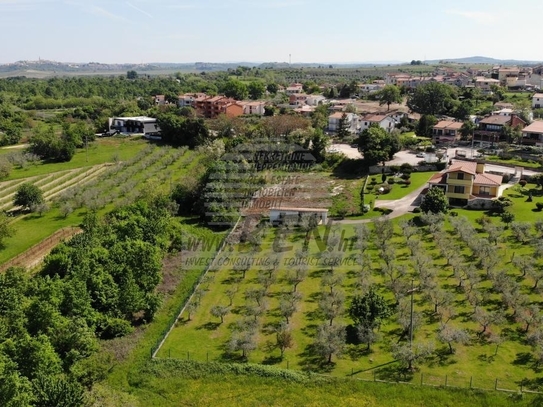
[0,144,201,265]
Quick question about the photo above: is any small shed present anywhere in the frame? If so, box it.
[269,207,328,226]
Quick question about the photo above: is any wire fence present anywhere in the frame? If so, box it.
[154,351,542,395]
[0,226,82,273]
[150,217,242,359]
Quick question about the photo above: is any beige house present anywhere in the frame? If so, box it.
[427,160,502,206]
[432,120,463,144]
[522,121,543,146]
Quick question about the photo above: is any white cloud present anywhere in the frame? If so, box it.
[446,9,501,25]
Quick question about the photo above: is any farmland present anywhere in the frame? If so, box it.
[157,180,543,392]
[0,137,201,264]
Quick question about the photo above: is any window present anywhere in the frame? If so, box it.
[453,186,465,194]
[456,173,464,180]
[479,186,491,196]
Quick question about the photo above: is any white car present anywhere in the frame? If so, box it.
[416,153,425,158]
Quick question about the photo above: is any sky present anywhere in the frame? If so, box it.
[1,0,543,64]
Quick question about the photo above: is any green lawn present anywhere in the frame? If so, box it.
[372,171,433,201]
[3,136,150,180]
[485,156,541,169]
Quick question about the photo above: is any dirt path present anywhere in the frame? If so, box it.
[0,227,82,272]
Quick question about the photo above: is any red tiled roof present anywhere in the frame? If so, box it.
[524,121,543,134]
[479,115,511,125]
[428,173,447,185]
[446,161,478,175]
[433,120,463,130]
[365,114,389,122]
[474,173,502,186]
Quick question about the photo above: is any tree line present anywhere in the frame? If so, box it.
[0,195,177,405]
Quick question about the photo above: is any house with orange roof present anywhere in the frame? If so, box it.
[427,160,503,207]
[432,120,463,145]
[195,96,243,119]
[285,83,304,95]
[521,121,543,146]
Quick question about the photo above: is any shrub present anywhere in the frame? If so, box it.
[388,178,396,185]
[536,202,543,211]
[400,163,413,174]
[370,177,377,184]
[404,179,411,185]
[389,165,400,174]
[519,179,527,187]
[379,184,392,194]
[401,173,411,181]
[435,162,446,171]
[450,211,458,217]
[502,173,511,183]
[413,207,421,213]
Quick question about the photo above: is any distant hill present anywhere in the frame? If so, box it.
[2,57,543,78]
[425,56,543,65]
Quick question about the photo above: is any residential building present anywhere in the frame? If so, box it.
[474,77,500,92]
[533,93,543,109]
[359,83,384,94]
[432,121,463,145]
[359,114,396,133]
[427,160,503,206]
[194,96,244,119]
[285,83,304,95]
[474,114,526,144]
[154,95,166,105]
[385,73,411,86]
[328,112,359,133]
[293,105,315,116]
[305,94,327,106]
[521,121,543,146]
[239,101,266,116]
[289,94,308,106]
[178,92,207,108]
[498,67,520,82]
[492,108,513,117]
[109,116,161,138]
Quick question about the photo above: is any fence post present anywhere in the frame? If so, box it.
[168,349,171,358]
[206,352,209,362]
[470,376,473,389]
[495,378,498,390]
[187,351,190,361]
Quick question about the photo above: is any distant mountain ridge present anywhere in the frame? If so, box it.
[425,56,543,65]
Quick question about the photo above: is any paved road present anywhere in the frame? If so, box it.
[336,184,427,224]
